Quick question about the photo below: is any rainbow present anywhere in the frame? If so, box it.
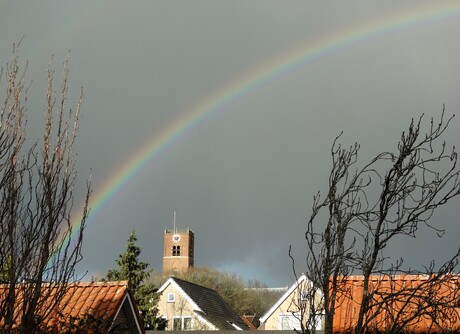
[67,3,460,248]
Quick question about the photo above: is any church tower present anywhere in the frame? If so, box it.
[162,227,195,274]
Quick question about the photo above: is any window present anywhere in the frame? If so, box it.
[172,245,181,256]
[313,314,324,330]
[173,318,181,330]
[167,293,175,302]
[184,317,192,330]
[300,289,309,301]
[279,313,323,331]
[173,317,192,330]
[280,314,301,330]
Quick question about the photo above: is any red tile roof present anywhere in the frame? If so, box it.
[53,280,129,319]
[333,275,460,333]
[0,280,140,332]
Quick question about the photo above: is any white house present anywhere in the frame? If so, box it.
[258,274,323,331]
[157,277,249,331]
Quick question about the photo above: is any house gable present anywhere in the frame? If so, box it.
[111,292,144,334]
[158,278,216,330]
[259,275,323,331]
[158,277,203,312]
[158,277,249,331]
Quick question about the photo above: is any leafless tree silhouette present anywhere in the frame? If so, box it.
[295,108,460,334]
[0,44,91,333]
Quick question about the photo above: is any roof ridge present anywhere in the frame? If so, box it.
[75,280,129,286]
[171,276,219,293]
[341,274,456,280]
[0,280,129,288]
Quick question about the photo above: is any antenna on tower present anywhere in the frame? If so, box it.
[173,211,176,232]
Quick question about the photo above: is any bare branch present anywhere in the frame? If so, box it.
[298,109,460,334]
[0,45,90,333]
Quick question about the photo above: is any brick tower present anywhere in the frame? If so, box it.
[162,227,194,274]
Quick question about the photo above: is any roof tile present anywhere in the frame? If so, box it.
[333,274,460,333]
[0,280,130,331]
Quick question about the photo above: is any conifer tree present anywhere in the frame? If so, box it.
[107,229,166,330]
[107,229,149,291]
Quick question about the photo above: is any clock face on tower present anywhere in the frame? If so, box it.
[172,234,181,243]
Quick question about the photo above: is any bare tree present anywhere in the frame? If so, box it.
[363,272,460,333]
[0,44,91,333]
[296,109,460,334]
